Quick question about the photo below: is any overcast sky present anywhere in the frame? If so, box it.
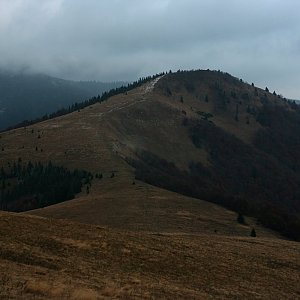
[0,0,300,98]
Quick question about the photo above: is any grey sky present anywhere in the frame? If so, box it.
[0,0,300,98]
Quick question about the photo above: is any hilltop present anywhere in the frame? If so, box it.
[0,70,300,298]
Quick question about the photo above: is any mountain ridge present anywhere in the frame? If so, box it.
[1,69,300,241]
[1,69,300,299]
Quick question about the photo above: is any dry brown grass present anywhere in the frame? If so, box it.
[71,288,98,300]
[24,281,52,296]
[27,179,279,239]
[0,211,299,299]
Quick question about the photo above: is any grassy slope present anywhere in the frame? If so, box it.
[0,77,277,237]
[28,179,278,238]
[0,211,299,300]
[0,74,300,298]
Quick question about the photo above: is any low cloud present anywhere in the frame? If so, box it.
[0,0,299,98]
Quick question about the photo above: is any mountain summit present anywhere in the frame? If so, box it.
[1,70,300,298]
[1,69,300,240]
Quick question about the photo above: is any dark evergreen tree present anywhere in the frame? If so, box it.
[235,104,239,121]
[237,212,245,224]
[250,228,256,237]
[0,160,90,212]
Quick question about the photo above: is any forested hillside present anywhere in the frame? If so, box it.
[0,160,92,211]
[0,70,125,130]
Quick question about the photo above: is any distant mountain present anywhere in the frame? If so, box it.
[0,70,126,130]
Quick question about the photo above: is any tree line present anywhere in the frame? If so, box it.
[0,160,92,212]
[127,112,300,241]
